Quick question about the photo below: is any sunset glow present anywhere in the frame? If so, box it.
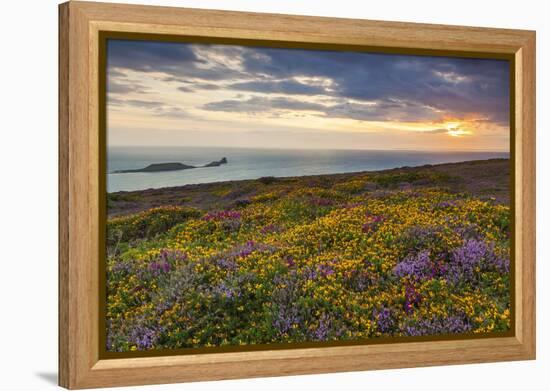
[107,40,510,151]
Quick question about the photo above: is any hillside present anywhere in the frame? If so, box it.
[105,158,511,352]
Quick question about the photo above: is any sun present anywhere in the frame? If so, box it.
[443,121,472,137]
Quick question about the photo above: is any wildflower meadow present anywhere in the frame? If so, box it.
[106,165,510,352]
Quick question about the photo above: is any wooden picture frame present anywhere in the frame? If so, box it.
[59,1,536,388]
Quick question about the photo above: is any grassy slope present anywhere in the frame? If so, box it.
[108,158,510,217]
[105,159,511,352]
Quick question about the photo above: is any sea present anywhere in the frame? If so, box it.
[107,146,509,193]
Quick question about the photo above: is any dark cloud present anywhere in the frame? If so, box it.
[194,83,222,90]
[123,99,165,109]
[203,96,326,114]
[107,40,245,81]
[228,80,327,95]
[107,39,509,125]
[323,99,440,122]
[202,96,441,122]
[177,83,222,93]
[107,97,164,109]
[237,47,509,124]
[107,40,203,72]
[108,80,150,94]
[177,86,194,93]
[194,83,222,91]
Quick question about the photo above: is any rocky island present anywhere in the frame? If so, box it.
[202,157,228,167]
[113,157,227,173]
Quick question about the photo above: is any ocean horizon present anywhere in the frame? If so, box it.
[107,146,509,193]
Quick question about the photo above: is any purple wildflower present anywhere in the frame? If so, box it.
[155,300,172,314]
[492,255,510,274]
[285,255,296,268]
[309,197,334,207]
[159,249,169,260]
[374,307,393,333]
[128,324,161,350]
[111,260,133,274]
[159,249,187,263]
[405,315,472,336]
[447,239,509,284]
[216,257,237,271]
[202,210,242,221]
[313,314,331,341]
[344,269,373,291]
[394,249,448,282]
[362,213,384,234]
[436,200,457,209]
[302,266,318,281]
[106,328,113,351]
[273,306,301,335]
[149,260,171,275]
[394,250,432,280]
[225,240,277,259]
[317,263,335,278]
[214,282,239,299]
[236,240,256,257]
[403,282,422,314]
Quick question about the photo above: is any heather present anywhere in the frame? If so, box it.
[106,162,510,352]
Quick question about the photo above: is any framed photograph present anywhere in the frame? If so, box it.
[59,1,536,389]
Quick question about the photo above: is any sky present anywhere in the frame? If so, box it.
[106,39,510,152]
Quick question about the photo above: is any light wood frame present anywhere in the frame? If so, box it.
[59,1,536,389]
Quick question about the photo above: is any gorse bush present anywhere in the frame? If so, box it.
[258,176,277,185]
[107,206,201,247]
[372,171,455,188]
[105,179,510,352]
[107,193,142,208]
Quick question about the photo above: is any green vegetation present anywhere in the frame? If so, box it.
[105,166,510,352]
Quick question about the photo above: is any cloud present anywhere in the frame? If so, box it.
[107,80,150,94]
[176,83,222,93]
[228,79,328,95]
[323,99,440,122]
[107,40,203,72]
[107,97,190,119]
[153,107,190,119]
[107,69,128,78]
[107,40,246,81]
[237,48,509,124]
[177,86,194,93]
[107,64,151,95]
[194,83,222,90]
[421,128,449,134]
[107,39,510,126]
[107,96,124,107]
[202,95,441,122]
[123,99,165,109]
[202,96,326,114]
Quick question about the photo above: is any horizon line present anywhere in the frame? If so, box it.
[107,145,510,154]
